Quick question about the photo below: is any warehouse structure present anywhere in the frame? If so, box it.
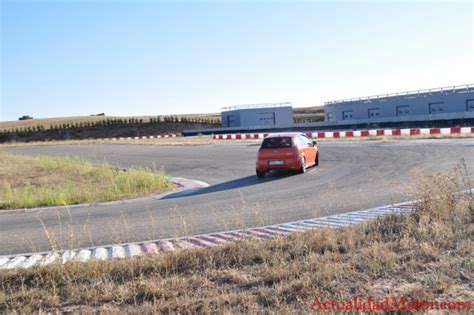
[184,84,474,136]
[324,84,474,124]
[221,102,293,128]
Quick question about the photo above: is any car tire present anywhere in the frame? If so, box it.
[256,170,265,178]
[315,152,319,166]
[299,157,306,174]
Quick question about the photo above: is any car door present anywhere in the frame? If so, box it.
[300,135,316,165]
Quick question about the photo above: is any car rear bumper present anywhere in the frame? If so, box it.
[256,157,301,172]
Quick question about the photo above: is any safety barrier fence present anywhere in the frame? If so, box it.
[212,127,474,140]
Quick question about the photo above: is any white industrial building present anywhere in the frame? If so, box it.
[324,84,474,124]
[221,102,293,128]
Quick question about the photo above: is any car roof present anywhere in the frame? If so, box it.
[264,132,306,139]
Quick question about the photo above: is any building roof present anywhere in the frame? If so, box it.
[325,84,473,106]
[221,102,292,112]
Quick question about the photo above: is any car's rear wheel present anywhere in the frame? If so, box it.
[256,170,265,178]
[315,152,319,166]
[299,157,306,174]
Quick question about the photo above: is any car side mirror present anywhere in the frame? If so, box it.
[312,140,317,146]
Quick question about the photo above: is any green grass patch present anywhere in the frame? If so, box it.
[0,153,173,209]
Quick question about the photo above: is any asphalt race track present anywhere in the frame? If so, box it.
[1,139,473,255]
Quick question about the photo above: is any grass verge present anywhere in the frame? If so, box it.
[0,169,472,313]
[0,153,173,209]
[0,136,218,147]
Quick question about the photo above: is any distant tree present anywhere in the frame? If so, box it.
[18,115,33,121]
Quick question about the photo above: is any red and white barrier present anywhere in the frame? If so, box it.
[212,127,474,140]
[99,134,180,141]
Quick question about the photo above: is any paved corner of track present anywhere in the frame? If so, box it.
[0,138,473,260]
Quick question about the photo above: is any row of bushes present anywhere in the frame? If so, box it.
[0,116,221,135]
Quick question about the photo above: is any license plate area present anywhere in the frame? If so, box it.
[268,160,284,166]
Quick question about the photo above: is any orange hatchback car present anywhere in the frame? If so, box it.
[255,133,319,178]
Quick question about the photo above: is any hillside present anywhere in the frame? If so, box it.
[293,106,325,123]
[0,107,325,143]
[0,106,325,131]
[0,114,221,131]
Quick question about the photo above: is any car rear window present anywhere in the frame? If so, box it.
[261,137,293,149]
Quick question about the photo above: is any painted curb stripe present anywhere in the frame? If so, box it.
[0,201,424,269]
[76,249,92,262]
[0,257,10,268]
[158,240,175,252]
[92,248,108,260]
[211,233,240,242]
[40,253,60,266]
[198,235,229,245]
[287,222,320,229]
[142,242,159,254]
[21,254,44,268]
[271,225,306,232]
[100,134,180,141]
[3,256,27,269]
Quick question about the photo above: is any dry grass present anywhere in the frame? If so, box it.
[0,153,173,209]
[0,168,472,313]
[293,106,325,123]
[0,136,259,148]
[293,106,325,115]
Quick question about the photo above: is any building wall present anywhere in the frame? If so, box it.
[221,106,293,127]
[324,88,474,123]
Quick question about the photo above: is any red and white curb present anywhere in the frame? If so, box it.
[97,134,180,141]
[213,127,474,140]
[0,201,416,269]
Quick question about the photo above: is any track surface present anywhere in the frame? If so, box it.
[1,139,473,255]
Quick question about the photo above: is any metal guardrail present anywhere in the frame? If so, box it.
[221,102,292,112]
[325,84,474,105]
